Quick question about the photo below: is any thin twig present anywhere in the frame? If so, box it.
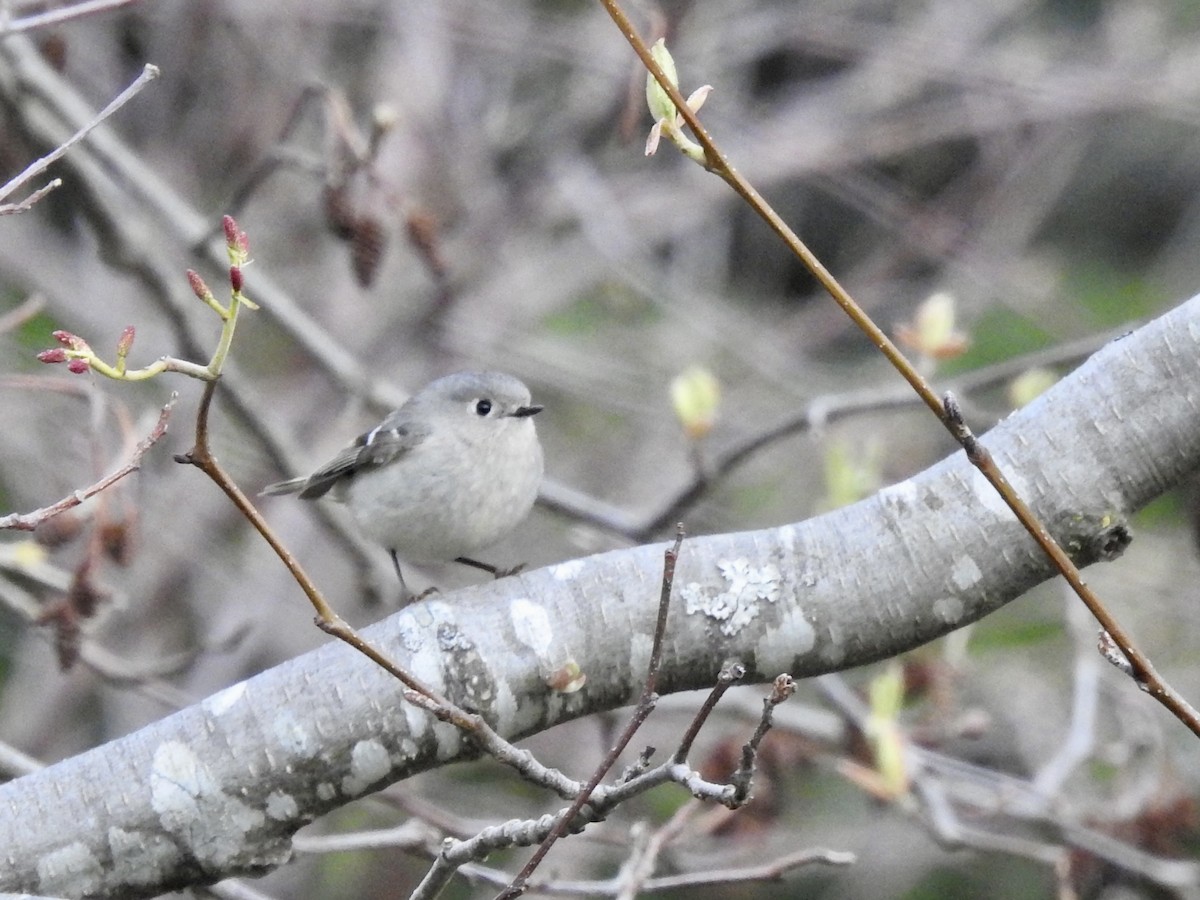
[0,0,147,35]
[601,0,1200,739]
[0,36,389,598]
[941,394,1200,733]
[0,737,43,778]
[174,379,462,718]
[455,844,855,896]
[613,800,700,899]
[418,747,744,898]
[292,820,441,855]
[624,326,1126,541]
[495,527,686,900]
[538,327,1126,542]
[672,659,746,764]
[0,293,45,333]
[0,177,60,214]
[624,846,856,892]
[814,669,1197,888]
[0,394,175,531]
[0,63,158,203]
[729,673,796,805]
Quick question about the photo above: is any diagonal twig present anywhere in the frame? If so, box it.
[0,62,158,205]
[493,527,686,900]
[0,394,175,531]
[600,0,1200,739]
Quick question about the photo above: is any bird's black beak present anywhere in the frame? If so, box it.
[512,404,543,418]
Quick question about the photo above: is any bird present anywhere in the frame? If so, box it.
[262,371,544,594]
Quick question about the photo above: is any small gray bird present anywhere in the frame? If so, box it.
[262,371,544,593]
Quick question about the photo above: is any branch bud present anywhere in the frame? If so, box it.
[645,38,680,125]
[895,292,969,361]
[37,348,67,363]
[546,659,587,694]
[116,325,136,358]
[222,214,249,261]
[187,269,213,303]
[643,39,712,163]
[52,330,87,350]
[670,365,721,440]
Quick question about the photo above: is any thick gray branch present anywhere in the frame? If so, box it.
[1,296,1199,897]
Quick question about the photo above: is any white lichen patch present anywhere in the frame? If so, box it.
[341,738,391,796]
[755,603,816,673]
[316,783,336,801]
[510,598,554,657]
[37,841,103,896]
[265,791,300,821]
[402,641,447,740]
[820,632,847,667]
[512,597,584,692]
[402,697,434,742]
[933,596,966,625]
[393,601,466,760]
[202,681,246,717]
[150,741,265,867]
[950,554,983,590]
[151,742,214,822]
[776,523,798,555]
[629,632,654,679]
[680,559,783,636]
[549,558,584,580]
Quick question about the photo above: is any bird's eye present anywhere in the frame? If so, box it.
[474,399,493,416]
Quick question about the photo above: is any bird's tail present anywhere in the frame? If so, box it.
[259,476,308,497]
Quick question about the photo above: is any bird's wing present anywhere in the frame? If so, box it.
[293,420,429,500]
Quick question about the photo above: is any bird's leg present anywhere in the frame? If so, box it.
[389,549,409,590]
[392,549,440,602]
[455,556,526,579]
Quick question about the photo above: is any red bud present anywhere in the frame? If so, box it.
[222,215,248,255]
[52,329,83,349]
[186,269,211,301]
[38,348,67,363]
[230,265,244,293]
[67,359,90,374]
[117,325,135,356]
